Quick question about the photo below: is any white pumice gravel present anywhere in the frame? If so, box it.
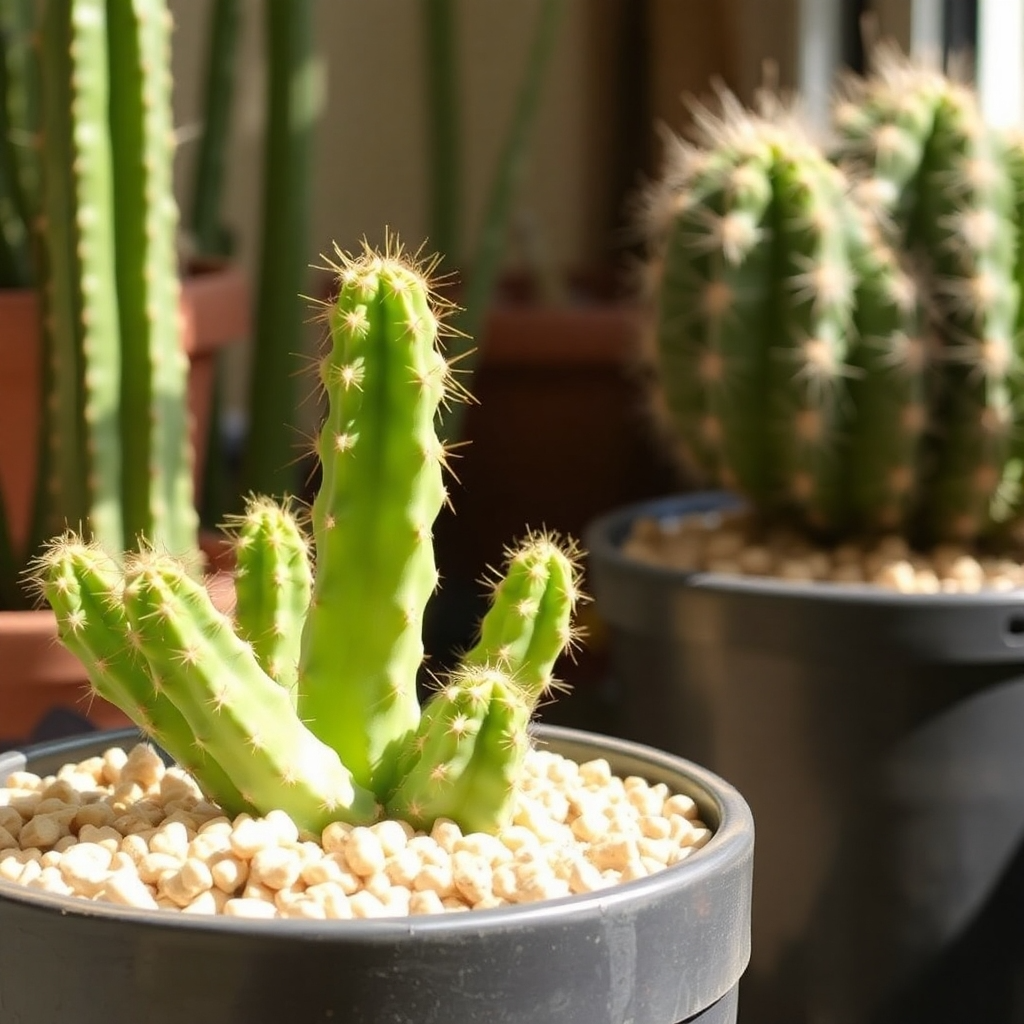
[0,743,712,918]
[623,511,1024,594]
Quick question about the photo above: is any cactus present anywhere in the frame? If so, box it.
[834,50,1023,542]
[0,0,198,610]
[645,94,910,539]
[228,496,311,699]
[644,66,1024,549]
[33,245,582,836]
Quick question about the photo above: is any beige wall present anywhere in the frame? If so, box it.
[168,0,598,415]
[169,0,593,287]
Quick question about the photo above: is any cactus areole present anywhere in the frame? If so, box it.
[33,245,582,837]
[645,60,1024,552]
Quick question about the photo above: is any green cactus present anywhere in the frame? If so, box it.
[834,50,1023,542]
[229,496,311,700]
[646,96,869,537]
[297,247,450,798]
[33,246,582,836]
[644,66,1024,549]
[386,666,531,834]
[37,537,251,815]
[0,0,198,610]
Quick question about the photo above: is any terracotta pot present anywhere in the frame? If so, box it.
[0,263,249,743]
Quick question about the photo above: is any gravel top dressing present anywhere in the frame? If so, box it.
[624,509,1024,594]
[0,742,711,919]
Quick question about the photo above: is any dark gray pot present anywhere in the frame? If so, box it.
[0,724,752,1024]
[586,492,1024,1024]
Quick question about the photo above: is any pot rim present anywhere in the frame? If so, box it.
[0,723,753,939]
[585,491,1024,609]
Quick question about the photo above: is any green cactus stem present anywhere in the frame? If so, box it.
[297,246,450,798]
[229,495,311,699]
[109,0,197,559]
[385,666,531,834]
[38,0,124,554]
[122,551,377,832]
[36,537,250,814]
[461,531,580,703]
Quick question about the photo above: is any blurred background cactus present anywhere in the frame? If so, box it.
[644,46,1024,551]
[0,0,198,611]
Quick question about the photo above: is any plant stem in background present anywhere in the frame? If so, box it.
[439,0,566,444]
[110,0,197,560]
[240,0,320,502]
[424,0,462,263]
[38,0,123,554]
[189,0,240,259]
[0,0,36,288]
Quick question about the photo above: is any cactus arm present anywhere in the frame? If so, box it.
[230,496,311,699]
[189,0,240,258]
[460,532,579,704]
[239,0,319,500]
[298,251,448,798]
[123,553,377,832]
[38,0,123,554]
[385,668,530,834]
[845,211,929,534]
[35,540,250,812]
[108,0,196,558]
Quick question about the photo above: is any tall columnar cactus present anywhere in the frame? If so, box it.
[34,246,582,837]
[0,0,198,608]
[833,50,1023,542]
[645,94,926,540]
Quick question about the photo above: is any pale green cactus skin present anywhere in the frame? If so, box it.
[35,247,582,836]
[108,0,197,560]
[461,532,579,702]
[298,251,450,798]
[386,667,531,834]
[230,497,311,700]
[38,540,250,814]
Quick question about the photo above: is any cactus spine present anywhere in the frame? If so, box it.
[34,246,582,836]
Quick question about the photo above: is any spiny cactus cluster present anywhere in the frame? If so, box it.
[0,0,196,608]
[646,51,1024,548]
[33,247,582,837]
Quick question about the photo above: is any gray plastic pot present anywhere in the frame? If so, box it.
[586,492,1024,1024]
[0,724,752,1024]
